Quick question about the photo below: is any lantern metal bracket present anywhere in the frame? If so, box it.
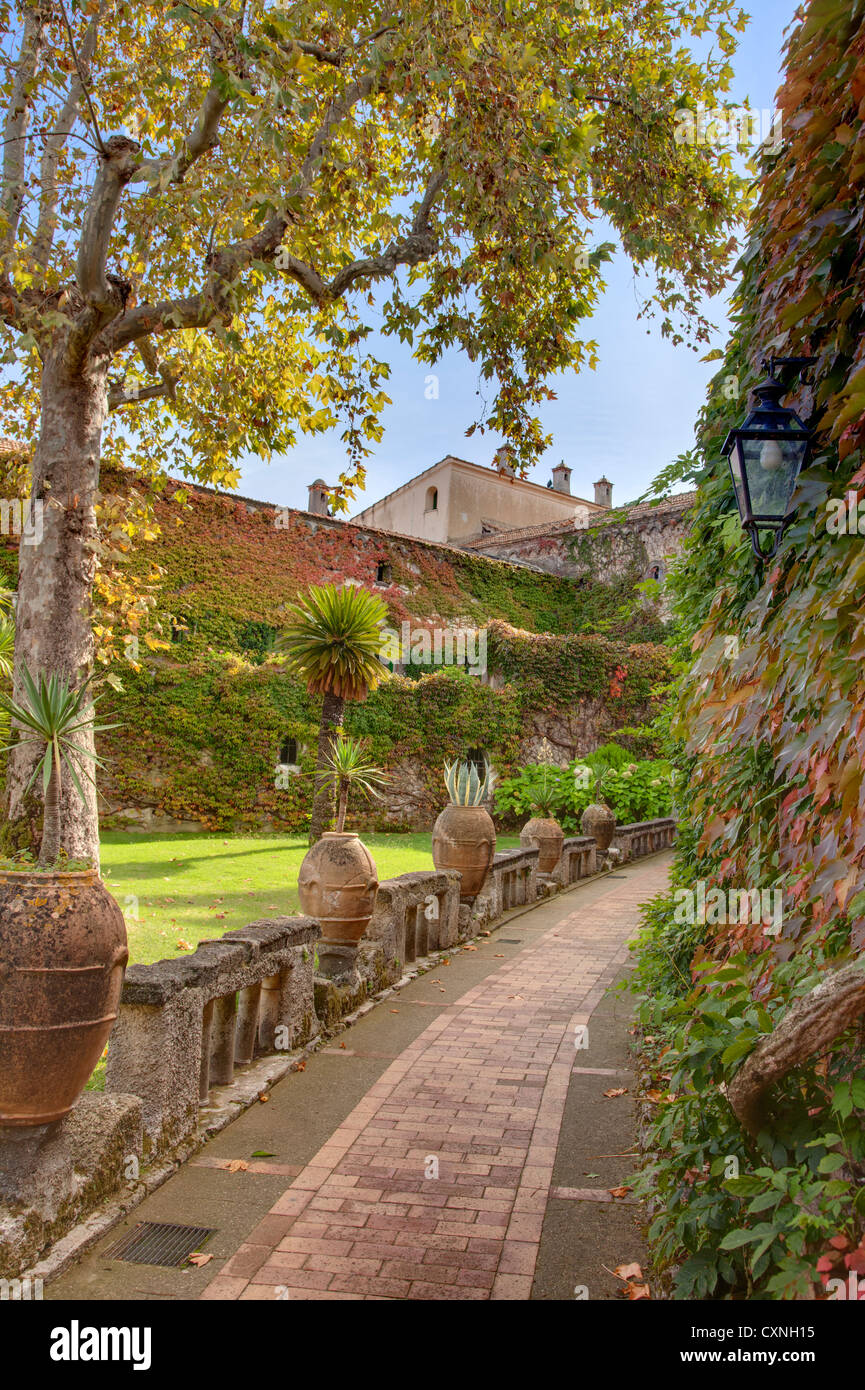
[760,354,818,388]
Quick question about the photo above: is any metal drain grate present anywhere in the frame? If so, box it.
[498,938,523,944]
[107,1221,215,1267]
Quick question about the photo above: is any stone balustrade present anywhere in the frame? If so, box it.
[103,821,675,1159]
[611,817,676,862]
[0,814,682,1281]
[474,845,539,922]
[105,917,319,1154]
[365,869,461,974]
[553,836,597,886]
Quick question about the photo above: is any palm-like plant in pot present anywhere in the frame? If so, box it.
[519,763,565,873]
[0,668,128,1127]
[277,584,387,844]
[432,759,496,903]
[298,734,387,970]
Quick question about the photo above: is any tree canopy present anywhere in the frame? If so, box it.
[1,0,748,502]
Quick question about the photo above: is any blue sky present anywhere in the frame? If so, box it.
[237,0,803,514]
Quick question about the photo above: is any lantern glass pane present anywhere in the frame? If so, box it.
[741,436,808,520]
[728,443,748,519]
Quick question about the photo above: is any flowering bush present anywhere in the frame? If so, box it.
[495,748,672,831]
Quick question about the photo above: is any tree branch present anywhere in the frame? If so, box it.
[100,63,386,352]
[131,68,230,188]
[727,960,865,1139]
[57,0,107,155]
[30,7,102,275]
[76,135,140,310]
[108,377,179,410]
[327,169,446,297]
[1,3,47,266]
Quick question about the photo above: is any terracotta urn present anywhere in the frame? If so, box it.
[520,815,564,874]
[297,831,379,948]
[581,802,617,853]
[0,868,128,1128]
[432,804,496,903]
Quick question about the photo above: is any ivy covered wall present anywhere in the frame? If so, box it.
[100,635,671,833]
[633,0,865,1301]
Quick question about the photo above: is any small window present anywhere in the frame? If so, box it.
[279,736,298,765]
[376,562,392,584]
[425,486,438,512]
[466,747,487,779]
[648,564,664,582]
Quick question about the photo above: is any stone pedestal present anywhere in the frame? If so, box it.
[0,1093,142,1279]
[316,940,361,986]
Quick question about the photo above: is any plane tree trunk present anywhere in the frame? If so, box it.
[4,347,107,868]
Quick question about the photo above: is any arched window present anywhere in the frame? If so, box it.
[648,563,665,582]
[425,486,438,512]
[279,735,298,765]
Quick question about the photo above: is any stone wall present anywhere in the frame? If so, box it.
[460,492,695,607]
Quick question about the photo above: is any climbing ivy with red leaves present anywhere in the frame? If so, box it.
[631,0,865,1301]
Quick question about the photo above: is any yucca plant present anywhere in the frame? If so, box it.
[321,734,388,833]
[277,584,388,843]
[444,758,495,806]
[0,666,117,868]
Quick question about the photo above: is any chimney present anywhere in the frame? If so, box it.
[307,479,330,516]
[551,462,572,495]
[594,476,612,508]
[493,444,516,477]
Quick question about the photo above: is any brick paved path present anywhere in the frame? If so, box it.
[201,857,669,1301]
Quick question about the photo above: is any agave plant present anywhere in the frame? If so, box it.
[0,615,13,681]
[0,666,118,868]
[444,758,494,806]
[321,733,388,833]
[526,762,564,817]
[277,584,388,842]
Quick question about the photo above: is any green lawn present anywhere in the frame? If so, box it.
[102,830,520,966]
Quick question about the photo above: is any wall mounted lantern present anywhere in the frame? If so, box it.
[722,355,816,561]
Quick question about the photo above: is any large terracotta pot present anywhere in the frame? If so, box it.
[432,804,496,903]
[520,815,564,874]
[297,831,379,947]
[581,802,616,852]
[0,868,128,1128]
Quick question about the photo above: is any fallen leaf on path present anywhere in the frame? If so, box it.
[625,1282,651,1300]
[259,1092,270,1102]
[390,1009,399,1013]
[463,945,478,952]
[613,1262,643,1282]
[176,939,193,951]
[188,1253,213,1267]
[227,1160,248,1173]
[251,1151,276,1158]
[339,1041,346,1049]
[603,1088,628,1098]
[609,1186,632,1199]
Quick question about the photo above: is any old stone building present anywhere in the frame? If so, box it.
[350,451,610,543]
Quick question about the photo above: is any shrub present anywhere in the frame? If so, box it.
[495,748,672,831]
